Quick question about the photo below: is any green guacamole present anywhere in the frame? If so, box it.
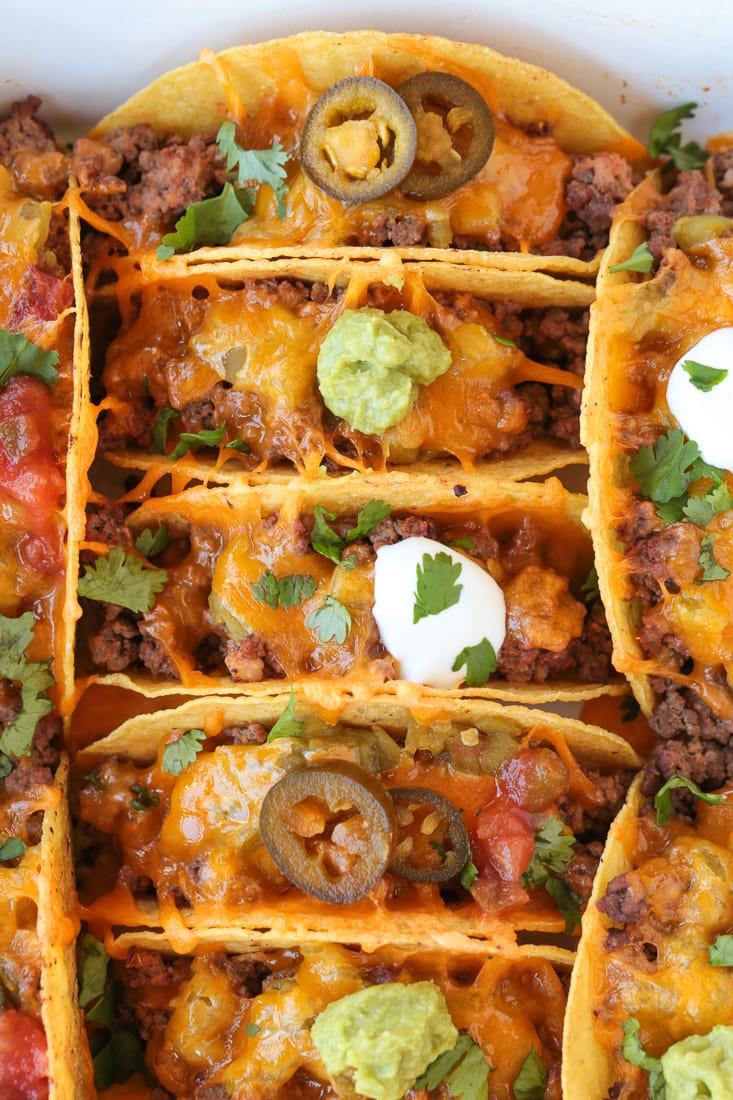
[316,308,452,435]
[310,980,458,1100]
[661,1025,733,1099]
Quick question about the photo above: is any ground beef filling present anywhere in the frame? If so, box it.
[642,158,733,263]
[536,151,636,261]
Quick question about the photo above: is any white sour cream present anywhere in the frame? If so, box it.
[666,328,733,470]
[372,536,506,689]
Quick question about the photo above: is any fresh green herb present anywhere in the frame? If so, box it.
[460,858,478,889]
[169,422,227,461]
[0,752,12,779]
[161,729,206,776]
[306,595,352,644]
[580,565,600,604]
[148,407,178,454]
[344,499,392,542]
[451,638,497,687]
[522,816,576,888]
[654,774,725,825]
[649,102,708,171]
[216,121,289,218]
[608,241,654,274]
[415,1032,491,1099]
[429,840,447,860]
[266,688,305,742]
[413,552,463,624]
[78,545,168,614]
[157,182,255,260]
[621,695,641,722]
[77,933,110,1010]
[709,934,733,966]
[245,1022,261,1038]
[696,533,731,583]
[135,525,171,559]
[310,500,392,567]
[93,1030,149,1092]
[224,438,252,454]
[513,1045,548,1100]
[543,876,582,934]
[0,328,60,388]
[130,785,160,812]
[492,333,516,348]
[251,570,317,611]
[84,769,106,791]
[446,536,477,552]
[85,979,120,1028]
[0,836,26,861]
[0,611,55,758]
[630,429,713,506]
[683,480,733,526]
[682,359,729,393]
[621,1018,667,1100]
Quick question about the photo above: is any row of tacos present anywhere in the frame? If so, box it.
[1,28,732,1099]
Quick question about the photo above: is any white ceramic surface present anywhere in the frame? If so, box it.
[2,0,731,142]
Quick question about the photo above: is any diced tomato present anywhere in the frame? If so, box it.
[0,374,64,570]
[7,265,73,329]
[468,797,537,913]
[0,1009,49,1100]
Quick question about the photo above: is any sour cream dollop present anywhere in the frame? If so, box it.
[666,328,733,470]
[372,535,506,689]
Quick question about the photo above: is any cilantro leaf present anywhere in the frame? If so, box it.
[543,875,581,934]
[267,688,304,742]
[216,121,289,219]
[460,858,478,889]
[162,728,206,776]
[580,565,600,604]
[93,1030,149,1091]
[608,241,654,274]
[135,525,171,559]
[696,533,731,583]
[78,545,168,613]
[513,1046,548,1100]
[0,752,12,779]
[521,816,576,889]
[169,422,227,461]
[0,836,26,861]
[629,429,706,505]
[492,333,517,348]
[416,1033,475,1090]
[251,571,317,610]
[84,768,105,791]
[306,595,352,644]
[683,481,733,526]
[84,978,120,1028]
[344,499,392,542]
[654,774,725,825]
[225,438,252,454]
[0,329,59,388]
[415,1032,491,1099]
[130,784,160,812]
[414,552,463,624]
[682,359,728,393]
[621,1018,667,1100]
[446,536,477,552]
[709,934,733,966]
[245,1023,261,1038]
[148,407,178,454]
[0,611,55,758]
[157,182,255,260]
[452,638,497,687]
[310,501,392,567]
[77,933,110,1010]
[649,102,708,171]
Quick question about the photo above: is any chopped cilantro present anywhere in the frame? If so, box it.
[460,858,478,889]
[93,1030,149,1092]
[135,525,171,559]
[0,611,55,758]
[148,407,178,454]
[709,934,733,966]
[78,545,168,613]
[451,638,497,687]
[580,565,600,604]
[0,836,26,861]
[608,241,655,274]
[84,768,106,791]
[344,499,392,542]
[415,1032,491,1099]
[682,359,728,393]
[266,688,304,742]
[696,533,731,583]
[649,102,708,171]
[310,500,391,567]
[0,752,12,779]
[77,933,110,1010]
[446,536,477,552]
[157,182,255,260]
[621,1018,667,1100]
[513,1045,549,1100]
[683,480,733,526]
[216,121,289,218]
[492,333,517,348]
[169,422,227,461]
[629,429,715,506]
[251,571,317,610]
[161,728,206,776]
[544,876,581,934]
[306,595,352,644]
[245,1022,261,1038]
[0,328,60,388]
[654,774,725,825]
[429,840,447,860]
[413,551,463,624]
[521,816,576,887]
[224,438,252,454]
[130,784,160,812]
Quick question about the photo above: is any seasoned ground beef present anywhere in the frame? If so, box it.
[558,769,634,841]
[85,504,133,547]
[562,840,604,904]
[86,604,140,672]
[1,715,61,797]
[126,949,191,989]
[597,871,650,926]
[224,635,284,682]
[349,212,429,247]
[496,595,613,684]
[221,723,268,745]
[369,514,438,547]
[209,952,271,997]
[643,169,723,262]
[536,152,635,260]
[0,96,69,201]
[711,148,733,215]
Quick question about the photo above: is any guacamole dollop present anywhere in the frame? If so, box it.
[661,1025,733,1099]
[310,980,458,1100]
[316,307,451,435]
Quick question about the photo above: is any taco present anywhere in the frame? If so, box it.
[581,146,733,800]
[82,935,570,1100]
[74,473,620,703]
[67,31,647,277]
[563,774,733,1100]
[75,690,639,953]
[92,259,592,483]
